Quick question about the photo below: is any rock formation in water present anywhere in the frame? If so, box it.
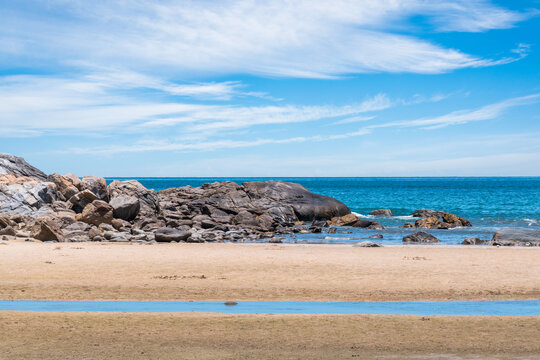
[0,153,360,243]
[407,208,472,229]
[369,209,393,216]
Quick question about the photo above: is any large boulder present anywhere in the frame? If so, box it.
[78,200,114,226]
[68,189,98,213]
[109,195,140,221]
[489,228,540,246]
[80,176,109,202]
[403,231,440,243]
[0,154,47,180]
[154,227,191,242]
[243,181,350,221]
[47,173,79,201]
[108,180,159,216]
[369,209,393,216]
[31,217,64,241]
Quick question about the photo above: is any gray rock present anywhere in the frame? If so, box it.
[488,228,540,246]
[403,231,440,243]
[353,241,382,247]
[154,227,192,242]
[64,230,91,242]
[243,181,350,221]
[462,237,486,245]
[68,190,97,213]
[108,180,159,216]
[352,219,385,230]
[110,195,140,221]
[0,154,47,180]
[410,209,445,218]
[369,209,394,216]
[0,176,58,215]
[80,176,109,202]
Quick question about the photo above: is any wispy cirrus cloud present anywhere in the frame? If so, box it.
[0,0,532,78]
[371,93,540,130]
[0,73,388,137]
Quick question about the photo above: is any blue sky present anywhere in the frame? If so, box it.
[1,0,539,176]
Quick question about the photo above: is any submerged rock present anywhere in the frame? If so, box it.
[403,231,440,243]
[489,228,540,247]
[369,209,393,216]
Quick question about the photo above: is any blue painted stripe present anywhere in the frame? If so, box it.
[0,300,539,315]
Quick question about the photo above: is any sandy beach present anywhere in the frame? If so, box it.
[1,241,539,301]
[2,241,539,359]
[1,312,539,359]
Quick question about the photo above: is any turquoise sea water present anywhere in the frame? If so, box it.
[1,300,538,315]
[108,177,540,245]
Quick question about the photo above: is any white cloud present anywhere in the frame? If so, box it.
[371,93,540,130]
[0,0,530,78]
[0,74,387,137]
[67,128,372,155]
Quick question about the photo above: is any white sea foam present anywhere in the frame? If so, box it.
[352,212,374,218]
[393,215,415,220]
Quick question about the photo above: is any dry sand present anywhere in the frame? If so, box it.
[0,241,539,301]
[1,312,539,360]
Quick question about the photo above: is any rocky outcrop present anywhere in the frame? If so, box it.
[488,228,540,247]
[369,209,393,216]
[410,209,471,229]
[0,154,47,180]
[403,231,440,243]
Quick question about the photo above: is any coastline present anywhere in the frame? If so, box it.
[2,241,539,302]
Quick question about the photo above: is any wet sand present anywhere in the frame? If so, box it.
[0,241,539,301]
[1,311,539,359]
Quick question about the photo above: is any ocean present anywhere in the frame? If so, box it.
[107,177,540,245]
